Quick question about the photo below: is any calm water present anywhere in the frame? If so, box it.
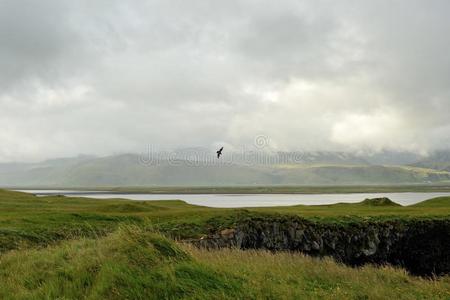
[15,190,450,208]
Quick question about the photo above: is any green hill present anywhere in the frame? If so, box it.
[2,154,450,187]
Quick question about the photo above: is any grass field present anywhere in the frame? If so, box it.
[1,226,449,299]
[0,189,449,299]
[1,189,450,250]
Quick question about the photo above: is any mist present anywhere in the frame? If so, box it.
[1,1,450,162]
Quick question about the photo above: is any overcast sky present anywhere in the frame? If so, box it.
[1,0,450,162]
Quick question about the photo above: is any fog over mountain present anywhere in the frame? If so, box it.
[1,1,450,163]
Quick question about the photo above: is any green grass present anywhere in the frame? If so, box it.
[0,226,242,299]
[0,189,449,299]
[411,197,450,207]
[1,226,448,299]
[186,245,450,299]
[1,189,450,252]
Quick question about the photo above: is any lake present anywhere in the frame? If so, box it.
[15,190,450,208]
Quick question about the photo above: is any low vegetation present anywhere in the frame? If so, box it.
[187,245,450,299]
[0,189,449,299]
[0,226,242,299]
[1,226,449,299]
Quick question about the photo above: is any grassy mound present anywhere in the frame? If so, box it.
[360,197,401,206]
[0,226,241,299]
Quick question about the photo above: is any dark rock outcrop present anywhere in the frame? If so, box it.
[193,216,450,276]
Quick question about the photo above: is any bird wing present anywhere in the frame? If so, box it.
[216,147,223,158]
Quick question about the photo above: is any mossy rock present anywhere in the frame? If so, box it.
[360,198,401,206]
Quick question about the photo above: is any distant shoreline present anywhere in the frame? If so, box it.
[6,184,450,194]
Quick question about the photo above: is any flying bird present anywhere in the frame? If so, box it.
[216,147,224,158]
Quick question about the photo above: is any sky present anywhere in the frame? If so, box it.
[1,0,450,162]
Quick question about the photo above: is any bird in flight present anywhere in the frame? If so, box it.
[216,147,224,158]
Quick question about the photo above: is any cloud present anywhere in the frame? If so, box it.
[330,109,421,152]
[0,0,450,162]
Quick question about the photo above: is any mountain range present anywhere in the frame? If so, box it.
[1,150,450,187]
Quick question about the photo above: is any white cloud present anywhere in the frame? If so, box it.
[0,0,450,161]
[331,110,423,152]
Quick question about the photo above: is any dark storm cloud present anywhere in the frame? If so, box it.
[0,0,449,161]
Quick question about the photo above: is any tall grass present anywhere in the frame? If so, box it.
[185,245,450,299]
[1,190,449,299]
[0,226,449,299]
[0,226,241,299]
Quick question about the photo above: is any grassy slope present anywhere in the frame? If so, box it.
[1,226,449,300]
[0,227,242,299]
[1,190,450,298]
[411,196,450,207]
